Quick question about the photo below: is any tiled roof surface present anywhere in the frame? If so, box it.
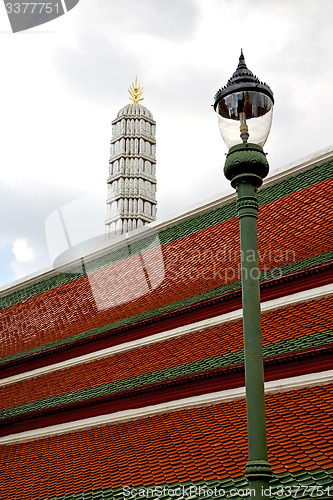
[0,385,332,500]
[1,172,332,363]
[0,296,332,417]
[2,160,331,309]
[0,161,332,500]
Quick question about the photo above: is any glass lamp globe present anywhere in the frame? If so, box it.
[214,50,274,149]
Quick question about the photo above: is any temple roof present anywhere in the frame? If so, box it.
[116,102,154,119]
[0,385,332,499]
[0,147,332,500]
[0,295,331,420]
[0,157,332,364]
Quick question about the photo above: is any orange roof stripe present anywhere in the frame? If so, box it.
[1,179,332,359]
[0,296,331,411]
[0,385,332,499]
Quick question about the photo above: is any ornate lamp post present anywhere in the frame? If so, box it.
[213,50,274,499]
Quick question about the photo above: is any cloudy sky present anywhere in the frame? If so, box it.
[0,0,332,288]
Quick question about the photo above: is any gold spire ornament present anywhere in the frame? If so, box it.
[128,77,144,103]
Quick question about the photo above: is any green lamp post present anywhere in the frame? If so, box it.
[213,50,274,499]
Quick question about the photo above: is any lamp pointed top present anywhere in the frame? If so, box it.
[238,48,246,68]
[231,49,253,81]
[213,50,274,110]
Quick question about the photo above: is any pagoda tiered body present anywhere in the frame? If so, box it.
[105,102,157,237]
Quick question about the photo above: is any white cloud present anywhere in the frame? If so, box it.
[12,239,35,262]
[10,238,39,282]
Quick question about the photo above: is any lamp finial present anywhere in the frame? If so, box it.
[238,49,247,69]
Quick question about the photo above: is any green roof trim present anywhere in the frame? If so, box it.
[0,250,332,367]
[257,159,333,207]
[0,270,85,311]
[1,329,332,420]
[1,160,332,311]
[35,467,333,500]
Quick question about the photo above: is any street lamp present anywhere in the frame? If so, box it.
[214,50,274,499]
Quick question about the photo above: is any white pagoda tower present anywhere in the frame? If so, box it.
[105,79,157,237]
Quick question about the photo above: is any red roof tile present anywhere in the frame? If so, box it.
[0,384,332,499]
[1,179,332,359]
[1,296,331,412]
